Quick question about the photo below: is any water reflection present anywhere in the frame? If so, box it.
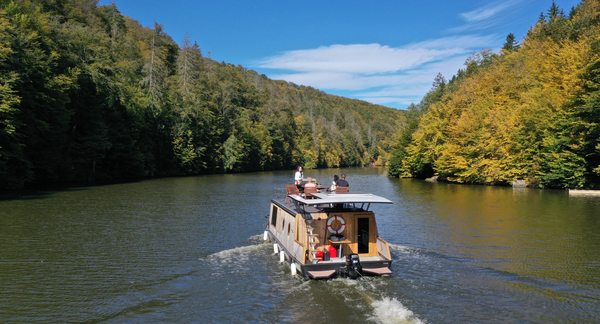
[386,178,600,316]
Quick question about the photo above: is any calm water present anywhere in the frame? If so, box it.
[1,168,599,323]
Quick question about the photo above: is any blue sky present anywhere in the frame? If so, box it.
[99,0,581,109]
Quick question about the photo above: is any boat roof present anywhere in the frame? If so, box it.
[288,192,393,205]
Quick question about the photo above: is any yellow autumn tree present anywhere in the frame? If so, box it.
[400,15,593,185]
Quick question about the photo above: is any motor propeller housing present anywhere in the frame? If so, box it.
[344,253,362,279]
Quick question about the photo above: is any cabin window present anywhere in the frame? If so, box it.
[287,223,291,236]
[271,205,278,228]
[282,219,286,232]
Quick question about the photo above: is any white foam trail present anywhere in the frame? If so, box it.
[324,277,423,323]
[370,297,424,324]
[247,234,264,241]
[290,279,311,292]
[202,235,269,261]
[388,243,413,254]
[206,244,267,260]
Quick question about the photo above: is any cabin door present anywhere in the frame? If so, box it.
[356,217,370,254]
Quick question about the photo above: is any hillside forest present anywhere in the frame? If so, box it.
[0,0,402,189]
[388,0,600,189]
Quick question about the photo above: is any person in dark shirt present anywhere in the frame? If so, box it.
[337,173,349,187]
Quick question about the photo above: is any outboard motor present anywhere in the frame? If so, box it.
[345,254,362,279]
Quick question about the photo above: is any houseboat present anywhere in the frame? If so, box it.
[264,191,393,279]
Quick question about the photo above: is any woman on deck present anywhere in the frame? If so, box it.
[294,166,304,185]
[329,175,339,192]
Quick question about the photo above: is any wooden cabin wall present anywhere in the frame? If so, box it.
[367,214,379,257]
[294,213,329,264]
[312,215,328,252]
[342,212,358,256]
[295,216,307,247]
[325,212,380,258]
[270,205,388,263]
[377,237,391,260]
[269,204,304,263]
[300,214,328,245]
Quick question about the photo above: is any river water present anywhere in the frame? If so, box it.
[1,168,599,323]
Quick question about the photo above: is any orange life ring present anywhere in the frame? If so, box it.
[327,215,346,234]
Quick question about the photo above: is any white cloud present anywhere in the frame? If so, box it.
[360,96,422,106]
[449,0,524,33]
[359,84,434,98]
[406,35,498,50]
[255,35,500,109]
[461,0,520,22]
[269,72,434,91]
[258,43,465,74]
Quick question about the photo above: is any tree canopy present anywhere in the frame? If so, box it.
[0,0,402,189]
[388,0,600,189]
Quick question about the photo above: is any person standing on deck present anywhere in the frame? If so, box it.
[294,166,304,185]
[337,173,349,188]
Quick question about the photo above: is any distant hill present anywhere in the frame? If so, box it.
[0,0,402,189]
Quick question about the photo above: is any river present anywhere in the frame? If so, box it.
[1,167,599,323]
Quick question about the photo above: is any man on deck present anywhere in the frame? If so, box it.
[337,173,349,188]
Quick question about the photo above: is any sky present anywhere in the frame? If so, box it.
[99,0,582,110]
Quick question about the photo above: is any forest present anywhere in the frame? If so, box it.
[0,0,402,189]
[388,0,600,189]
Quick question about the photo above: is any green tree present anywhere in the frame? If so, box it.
[0,10,27,188]
[502,33,520,52]
[0,0,402,189]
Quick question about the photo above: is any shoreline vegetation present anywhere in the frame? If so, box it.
[2,1,599,191]
[0,0,400,190]
[388,0,600,190]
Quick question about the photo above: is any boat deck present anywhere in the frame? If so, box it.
[272,198,321,215]
[272,197,368,217]
[316,255,386,264]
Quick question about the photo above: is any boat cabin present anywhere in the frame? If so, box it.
[266,191,393,279]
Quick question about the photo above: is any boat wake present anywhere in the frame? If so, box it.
[388,242,416,254]
[285,276,425,324]
[352,278,424,324]
[200,236,425,323]
[370,297,424,324]
[204,235,268,260]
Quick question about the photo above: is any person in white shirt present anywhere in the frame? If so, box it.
[329,175,339,192]
[294,166,304,185]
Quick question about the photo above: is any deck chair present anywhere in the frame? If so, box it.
[304,186,318,199]
[336,186,349,193]
[333,186,349,208]
[285,184,301,205]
